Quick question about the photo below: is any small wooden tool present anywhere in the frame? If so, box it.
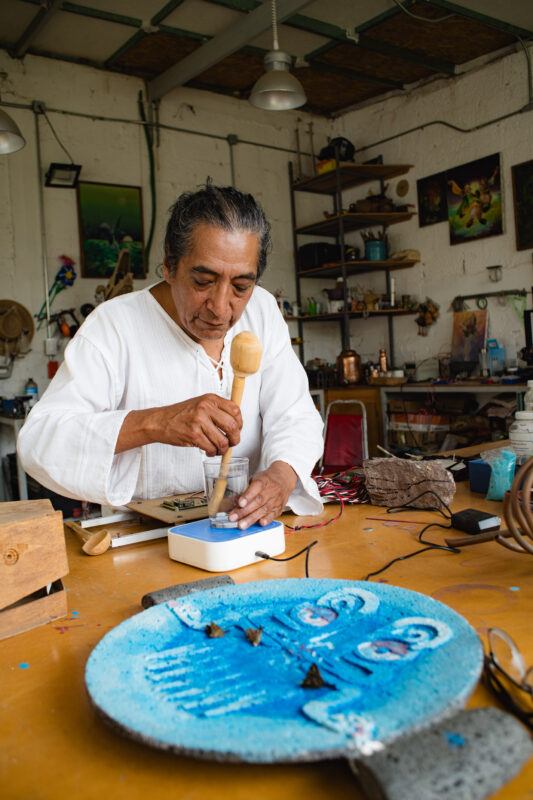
[82,528,112,556]
[208,331,262,516]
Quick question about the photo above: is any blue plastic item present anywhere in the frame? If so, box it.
[364,240,388,260]
[484,448,516,501]
[486,339,506,376]
[468,459,492,494]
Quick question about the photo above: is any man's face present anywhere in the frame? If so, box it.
[164,223,259,343]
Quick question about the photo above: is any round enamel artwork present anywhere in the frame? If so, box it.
[85,579,483,762]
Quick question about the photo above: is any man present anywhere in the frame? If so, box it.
[18,184,324,529]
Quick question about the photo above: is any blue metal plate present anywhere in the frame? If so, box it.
[85,579,483,763]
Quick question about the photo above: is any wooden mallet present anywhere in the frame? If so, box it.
[207,331,262,517]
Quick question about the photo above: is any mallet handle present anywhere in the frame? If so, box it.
[208,374,246,516]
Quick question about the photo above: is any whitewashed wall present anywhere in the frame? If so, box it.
[319,45,533,372]
[0,43,532,406]
[0,49,331,402]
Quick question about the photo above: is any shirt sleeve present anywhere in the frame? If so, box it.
[17,334,141,506]
[258,303,324,516]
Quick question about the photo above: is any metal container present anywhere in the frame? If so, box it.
[336,349,362,385]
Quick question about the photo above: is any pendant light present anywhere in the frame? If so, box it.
[249,0,306,111]
[0,108,25,154]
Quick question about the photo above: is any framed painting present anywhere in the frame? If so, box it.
[417,171,448,227]
[446,153,502,245]
[451,309,487,363]
[512,159,533,251]
[77,181,145,278]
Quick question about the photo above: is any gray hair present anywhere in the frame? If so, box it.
[164,182,272,277]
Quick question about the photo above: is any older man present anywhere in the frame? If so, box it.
[18,184,323,529]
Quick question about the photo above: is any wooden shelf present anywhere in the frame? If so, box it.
[297,258,418,279]
[296,211,416,237]
[292,164,413,195]
[288,309,417,323]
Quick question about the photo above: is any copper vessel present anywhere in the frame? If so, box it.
[336,349,362,385]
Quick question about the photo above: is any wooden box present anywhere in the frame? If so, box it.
[0,499,69,641]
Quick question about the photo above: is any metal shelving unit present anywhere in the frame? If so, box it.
[288,157,417,366]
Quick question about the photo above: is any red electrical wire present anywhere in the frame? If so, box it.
[284,468,368,531]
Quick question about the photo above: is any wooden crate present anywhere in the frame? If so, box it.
[0,499,69,640]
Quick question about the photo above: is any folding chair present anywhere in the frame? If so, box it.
[317,399,368,474]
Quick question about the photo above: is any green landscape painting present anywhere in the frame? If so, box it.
[77,181,145,278]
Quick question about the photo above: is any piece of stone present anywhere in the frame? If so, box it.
[350,707,533,800]
[363,458,456,510]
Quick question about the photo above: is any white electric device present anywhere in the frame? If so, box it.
[168,518,285,572]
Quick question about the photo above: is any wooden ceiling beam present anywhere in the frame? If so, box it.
[147,0,314,101]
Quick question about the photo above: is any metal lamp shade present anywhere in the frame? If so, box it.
[0,109,25,154]
[250,50,306,111]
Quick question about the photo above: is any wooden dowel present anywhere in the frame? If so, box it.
[208,333,262,518]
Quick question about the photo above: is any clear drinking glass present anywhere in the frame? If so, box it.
[203,456,249,528]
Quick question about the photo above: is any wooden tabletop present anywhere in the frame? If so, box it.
[1,484,532,800]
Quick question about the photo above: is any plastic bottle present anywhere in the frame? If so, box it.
[24,377,38,408]
[509,411,533,464]
[524,380,533,412]
[379,348,388,374]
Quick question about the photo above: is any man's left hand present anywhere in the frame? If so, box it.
[228,461,297,529]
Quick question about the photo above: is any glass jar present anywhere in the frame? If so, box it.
[509,411,533,464]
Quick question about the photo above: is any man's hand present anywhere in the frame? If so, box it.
[228,461,297,529]
[116,394,242,456]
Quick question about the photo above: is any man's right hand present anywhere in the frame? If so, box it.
[115,394,242,456]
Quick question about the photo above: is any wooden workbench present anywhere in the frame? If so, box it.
[1,484,532,799]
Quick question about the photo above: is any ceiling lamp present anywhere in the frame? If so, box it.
[0,108,26,154]
[249,0,306,111]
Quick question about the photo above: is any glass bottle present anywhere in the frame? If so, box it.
[379,348,388,374]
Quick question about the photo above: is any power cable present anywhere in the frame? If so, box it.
[255,540,318,577]
[41,107,74,163]
[390,0,454,23]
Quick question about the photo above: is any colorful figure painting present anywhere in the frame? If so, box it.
[76,181,145,278]
[86,579,482,762]
[417,171,448,226]
[512,159,533,251]
[451,310,487,363]
[447,154,502,245]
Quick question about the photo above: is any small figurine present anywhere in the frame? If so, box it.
[301,663,327,689]
[245,627,263,647]
[205,622,226,638]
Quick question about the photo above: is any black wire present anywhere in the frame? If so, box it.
[363,493,461,581]
[386,490,452,519]
[417,521,455,548]
[390,0,454,23]
[255,540,318,578]
[138,90,156,265]
[42,109,75,163]
[363,546,440,581]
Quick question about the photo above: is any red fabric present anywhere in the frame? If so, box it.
[321,413,364,472]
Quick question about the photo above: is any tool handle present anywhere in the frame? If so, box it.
[230,374,245,406]
[445,528,506,548]
[208,376,246,516]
